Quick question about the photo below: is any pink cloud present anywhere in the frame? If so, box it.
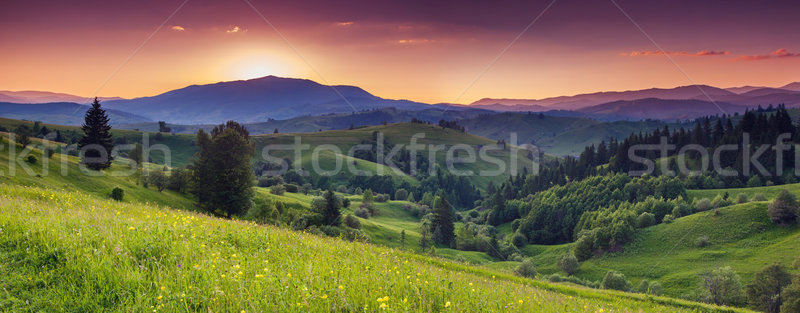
[625,50,729,57]
[734,48,800,61]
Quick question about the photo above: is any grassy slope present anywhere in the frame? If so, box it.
[0,184,749,312]
[519,200,799,299]
[253,122,537,189]
[0,136,195,210]
[688,182,800,201]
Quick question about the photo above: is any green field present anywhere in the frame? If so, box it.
[0,184,751,312]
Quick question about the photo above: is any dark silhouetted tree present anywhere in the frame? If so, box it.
[78,98,114,170]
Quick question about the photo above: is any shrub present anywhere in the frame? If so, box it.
[712,194,732,208]
[557,253,580,276]
[747,175,763,187]
[782,273,800,313]
[394,188,408,201]
[26,155,37,164]
[285,184,298,193]
[637,212,656,228]
[648,281,663,296]
[353,208,370,219]
[768,190,798,225]
[548,274,563,282]
[270,184,286,195]
[696,235,710,247]
[601,270,630,291]
[45,148,55,158]
[736,193,749,204]
[110,187,124,201]
[343,214,361,229]
[375,194,389,202]
[695,198,712,212]
[698,266,745,306]
[662,214,675,223]
[753,193,767,201]
[637,280,650,293]
[511,232,527,248]
[147,170,167,192]
[514,258,537,279]
[336,185,348,194]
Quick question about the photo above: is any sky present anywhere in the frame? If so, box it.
[2,0,800,104]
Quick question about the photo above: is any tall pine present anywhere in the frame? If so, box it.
[432,196,455,245]
[322,189,341,225]
[78,98,114,170]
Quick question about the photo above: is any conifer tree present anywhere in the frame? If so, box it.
[78,98,114,170]
[322,189,341,225]
[431,196,454,245]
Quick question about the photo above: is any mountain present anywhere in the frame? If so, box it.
[470,85,736,111]
[0,102,151,125]
[780,82,800,92]
[103,76,439,124]
[724,85,767,94]
[576,98,744,121]
[0,90,123,103]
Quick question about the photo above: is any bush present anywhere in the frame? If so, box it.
[375,194,389,202]
[285,184,298,193]
[782,273,800,313]
[768,190,798,225]
[601,270,630,291]
[514,258,537,279]
[44,148,55,158]
[110,187,124,201]
[695,198,712,212]
[147,170,168,192]
[698,266,745,306]
[662,214,675,223]
[511,232,527,248]
[343,214,361,229]
[637,212,656,228]
[557,253,580,276]
[712,194,732,208]
[394,188,408,201]
[696,235,710,247]
[270,184,286,195]
[637,280,650,293]
[647,281,663,296]
[26,155,37,164]
[736,193,749,204]
[353,208,370,219]
[747,175,763,187]
[753,193,767,201]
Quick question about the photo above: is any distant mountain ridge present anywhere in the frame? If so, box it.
[0,102,150,125]
[0,90,123,104]
[102,76,438,124]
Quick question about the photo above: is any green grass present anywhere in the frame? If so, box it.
[521,200,800,299]
[0,136,195,210]
[688,182,800,201]
[0,184,751,312]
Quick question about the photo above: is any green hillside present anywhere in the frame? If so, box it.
[252,122,538,189]
[517,198,799,300]
[0,184,750,312]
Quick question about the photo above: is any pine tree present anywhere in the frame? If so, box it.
[13,124,31,148]
[431,196,454,245]
[322,189,341,225]
[78,98,114,170]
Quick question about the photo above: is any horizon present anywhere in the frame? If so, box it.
[2,0,800,104]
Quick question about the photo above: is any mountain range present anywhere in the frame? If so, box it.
[3,76,800,125]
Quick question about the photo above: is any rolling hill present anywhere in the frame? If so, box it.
[0,102,151,125]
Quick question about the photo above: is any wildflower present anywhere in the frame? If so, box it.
[320,294,328,299]
[160,286,165,291]
[287,273,292,278]
[157,295,163,300]
[445,301,451,308]
[128,226,136,231]
[338,285,344,290]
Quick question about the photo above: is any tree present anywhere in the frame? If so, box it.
[147,170,168,192]
[190,121,254,217]
[363,189,374,204]
[322,189,341,226]
[747,264,792,313]
[167,168,189,192]
[13,124,31,148]
[699,266,745,306]
[406,192,415,202]
[400,229,406,249]
[431,196,455,245]
[514,258,537,278]
[158,121,172,133]
[782,272,800,313]
[769,190,798,225]
[78,98,114,170]
[394,188,408,201]
[557,253,580,276]
[129,143,144,167]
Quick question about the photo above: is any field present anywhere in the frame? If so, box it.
[0,184,750,312]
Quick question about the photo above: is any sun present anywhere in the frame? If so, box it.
[233,59,278,80]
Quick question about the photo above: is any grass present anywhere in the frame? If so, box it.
[520,200,800,299]
[688,182,800,201]
[0,184,752,312]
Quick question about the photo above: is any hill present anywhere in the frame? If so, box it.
[103,76,442,124]
[0,183,749,312]
[576,98,744,121]
[0,90,123,103]
[0,102,151,125]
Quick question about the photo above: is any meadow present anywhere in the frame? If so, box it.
[0,184,752,312]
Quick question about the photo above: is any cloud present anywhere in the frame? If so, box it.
[226,26,246,33]
[625,50,729,57]
[170,25,185,31]
[393,38,434,45]
[334,21,354,27]
[734,48,800,61]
